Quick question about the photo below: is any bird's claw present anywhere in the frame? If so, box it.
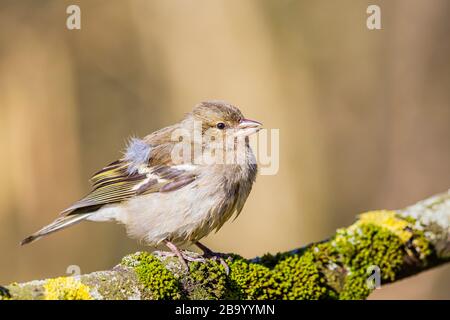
[201,251,232,275]
[155,249,231,274]
[155,249,206,273]
[155,250,206,262]
[194,242,233,275]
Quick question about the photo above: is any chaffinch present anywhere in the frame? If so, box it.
[21,101,262,273]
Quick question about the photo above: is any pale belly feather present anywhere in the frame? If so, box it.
[88,170,241,246]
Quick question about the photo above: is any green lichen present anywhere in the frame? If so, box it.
[357,210,432,262]
[0,286,11,300]
[309,243,345,295]
[227,257,278,299]
[257,251,292,268]
[275,251,335,299]
[335,223,405,299]
[121,252,181,300]
[325,210,436,299]
[227,252,335,300]
[43,277,92,300]
[185,260,230,299]
[125,212,431,300]
[121,251,338,300]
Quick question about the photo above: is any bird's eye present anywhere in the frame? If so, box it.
[216,122,226,130]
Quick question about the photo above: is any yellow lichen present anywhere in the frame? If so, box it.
[355,210,411,242]
[43,277,92,300]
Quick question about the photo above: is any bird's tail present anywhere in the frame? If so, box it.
[20,214,91,245]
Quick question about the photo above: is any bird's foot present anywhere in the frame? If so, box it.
[155,250,206,262]
[160,241,232,275]
[162,240,206,272]
[195,241,232,275]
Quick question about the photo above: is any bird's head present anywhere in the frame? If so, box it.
[190,100,262,137]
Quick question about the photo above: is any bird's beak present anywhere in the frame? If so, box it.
[236,118,263,137]
[239,118,262,129]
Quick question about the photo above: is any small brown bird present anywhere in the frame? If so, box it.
[21,101,262,272]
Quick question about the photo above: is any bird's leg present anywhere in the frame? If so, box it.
[195,241,231,275]
[164,240,190,271]
[162,240,206,270]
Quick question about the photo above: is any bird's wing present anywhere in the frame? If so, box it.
[61,141,197,216]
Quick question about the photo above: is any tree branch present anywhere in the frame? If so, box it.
[2,190,449,300]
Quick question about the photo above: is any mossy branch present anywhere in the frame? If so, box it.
[2,190,449,300]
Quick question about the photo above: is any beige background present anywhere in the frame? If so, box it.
[0,0,449,299]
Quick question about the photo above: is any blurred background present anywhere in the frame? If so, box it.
[0,0,449,299]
